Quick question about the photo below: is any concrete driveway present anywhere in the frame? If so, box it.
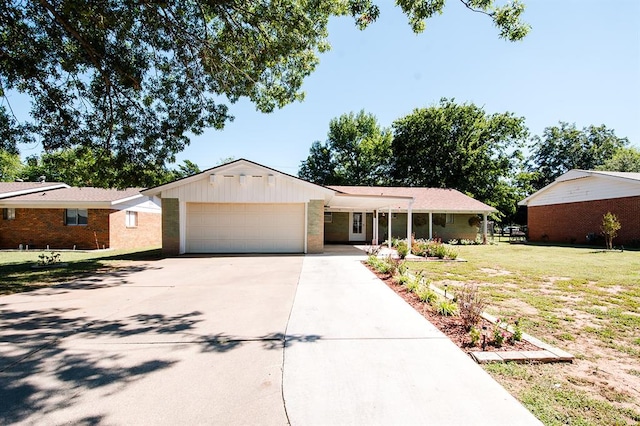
[0,247,541,425]
[0,255,302,425]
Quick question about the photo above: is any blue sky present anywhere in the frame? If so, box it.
[16,1,640,176]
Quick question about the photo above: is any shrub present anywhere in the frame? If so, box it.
[38,251,61,266]
[493,318,508,347]
[396,240,409,259]
[469,326,481,347]
[436,298,458,316]
[456,283,487,331]
[406,275,421,292]
[512,318,523,342]
[601,211,621,250]
[395,274,410,285]
[416,283,437,303]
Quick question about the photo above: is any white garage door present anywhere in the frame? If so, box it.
[186,203,305,253]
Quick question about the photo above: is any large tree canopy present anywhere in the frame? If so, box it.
[596,147,640,173]
[299,110,392,185]
[0,0,529,187]
[527,122,629,190]
[391,98,529,218]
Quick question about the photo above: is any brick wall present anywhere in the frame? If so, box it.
[109,210,162,250]
[162,198,180,255]
[306,200,324,253]
[528,196,640,246]
[0,208,110,250]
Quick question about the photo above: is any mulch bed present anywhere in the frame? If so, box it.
[365,263,540,354]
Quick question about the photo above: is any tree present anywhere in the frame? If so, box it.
[390,99,528,219]
[596,147,640,173]
[299,110,393,185]
[0,150,22,181]
[601,212,621,250]
[20,148,200,187]
[1,1,529,185]
[528,123,629,189]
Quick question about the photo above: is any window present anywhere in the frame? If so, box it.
[126,211,138,228]
[65,208,88,225]
[324,212,332,223]
[3,208,15,220]
[446,214,454,224]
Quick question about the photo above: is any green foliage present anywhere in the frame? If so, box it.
[493,318,507,347]
[528,122,629,190]
[298,110,393,185]
[597,147,640,172]
[391,98,529,219]
[512,318,523,342]
[19,148,201,187]
[435,298,458,316]
[37,251,61,266]
[412,239,458,259]
[601,212,621,250]
[469,326,481,347]
[2,1,529,184]
[405,275,421,292]
[416,283,437,303]
[0,150,22,181]
[396,240,409,259]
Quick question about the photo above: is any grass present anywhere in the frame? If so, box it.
[0,247,163,295]
[407,242,640,425]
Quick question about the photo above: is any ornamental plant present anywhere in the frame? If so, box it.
[493,318,508,347]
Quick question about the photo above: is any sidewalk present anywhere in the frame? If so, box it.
[283,245,542,425]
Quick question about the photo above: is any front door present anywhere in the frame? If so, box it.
[349,212,366,241]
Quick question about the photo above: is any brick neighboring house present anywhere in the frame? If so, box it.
[0,182,162,250]
[519,170,640,246]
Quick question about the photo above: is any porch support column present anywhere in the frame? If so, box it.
[388,207,392,248]
[428,212,433,240]
[482,212,488,245]
[407,200,414,246]
[373,210,378,245]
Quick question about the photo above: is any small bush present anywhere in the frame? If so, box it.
[493,318,508,347]
[436,299,458,316]
[456,283,487,331]
[396,240,409,259]
[406,275,421,292]
[395,274,410,285]
[416,283,437,303]
[469,326,481,347]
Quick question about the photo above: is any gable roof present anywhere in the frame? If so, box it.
[329,186,496,213]
[519,169,640,206]
[142,158,334,197]
[0,182,69,199]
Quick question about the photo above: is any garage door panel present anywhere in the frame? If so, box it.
[186,203,305,253]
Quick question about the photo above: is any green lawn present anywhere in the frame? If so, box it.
[0,247,163,295]
[408,242,640,426]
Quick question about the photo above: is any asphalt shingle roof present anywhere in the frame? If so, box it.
[1,186,143,203]
[329,186,496,212]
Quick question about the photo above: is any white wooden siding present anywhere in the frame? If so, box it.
[527,176,640,207]
[162,172,328,204]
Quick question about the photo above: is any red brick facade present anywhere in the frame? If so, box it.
[0,208,161,250]
[527,196,640,246]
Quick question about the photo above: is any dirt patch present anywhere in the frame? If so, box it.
[479,267,512,276]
